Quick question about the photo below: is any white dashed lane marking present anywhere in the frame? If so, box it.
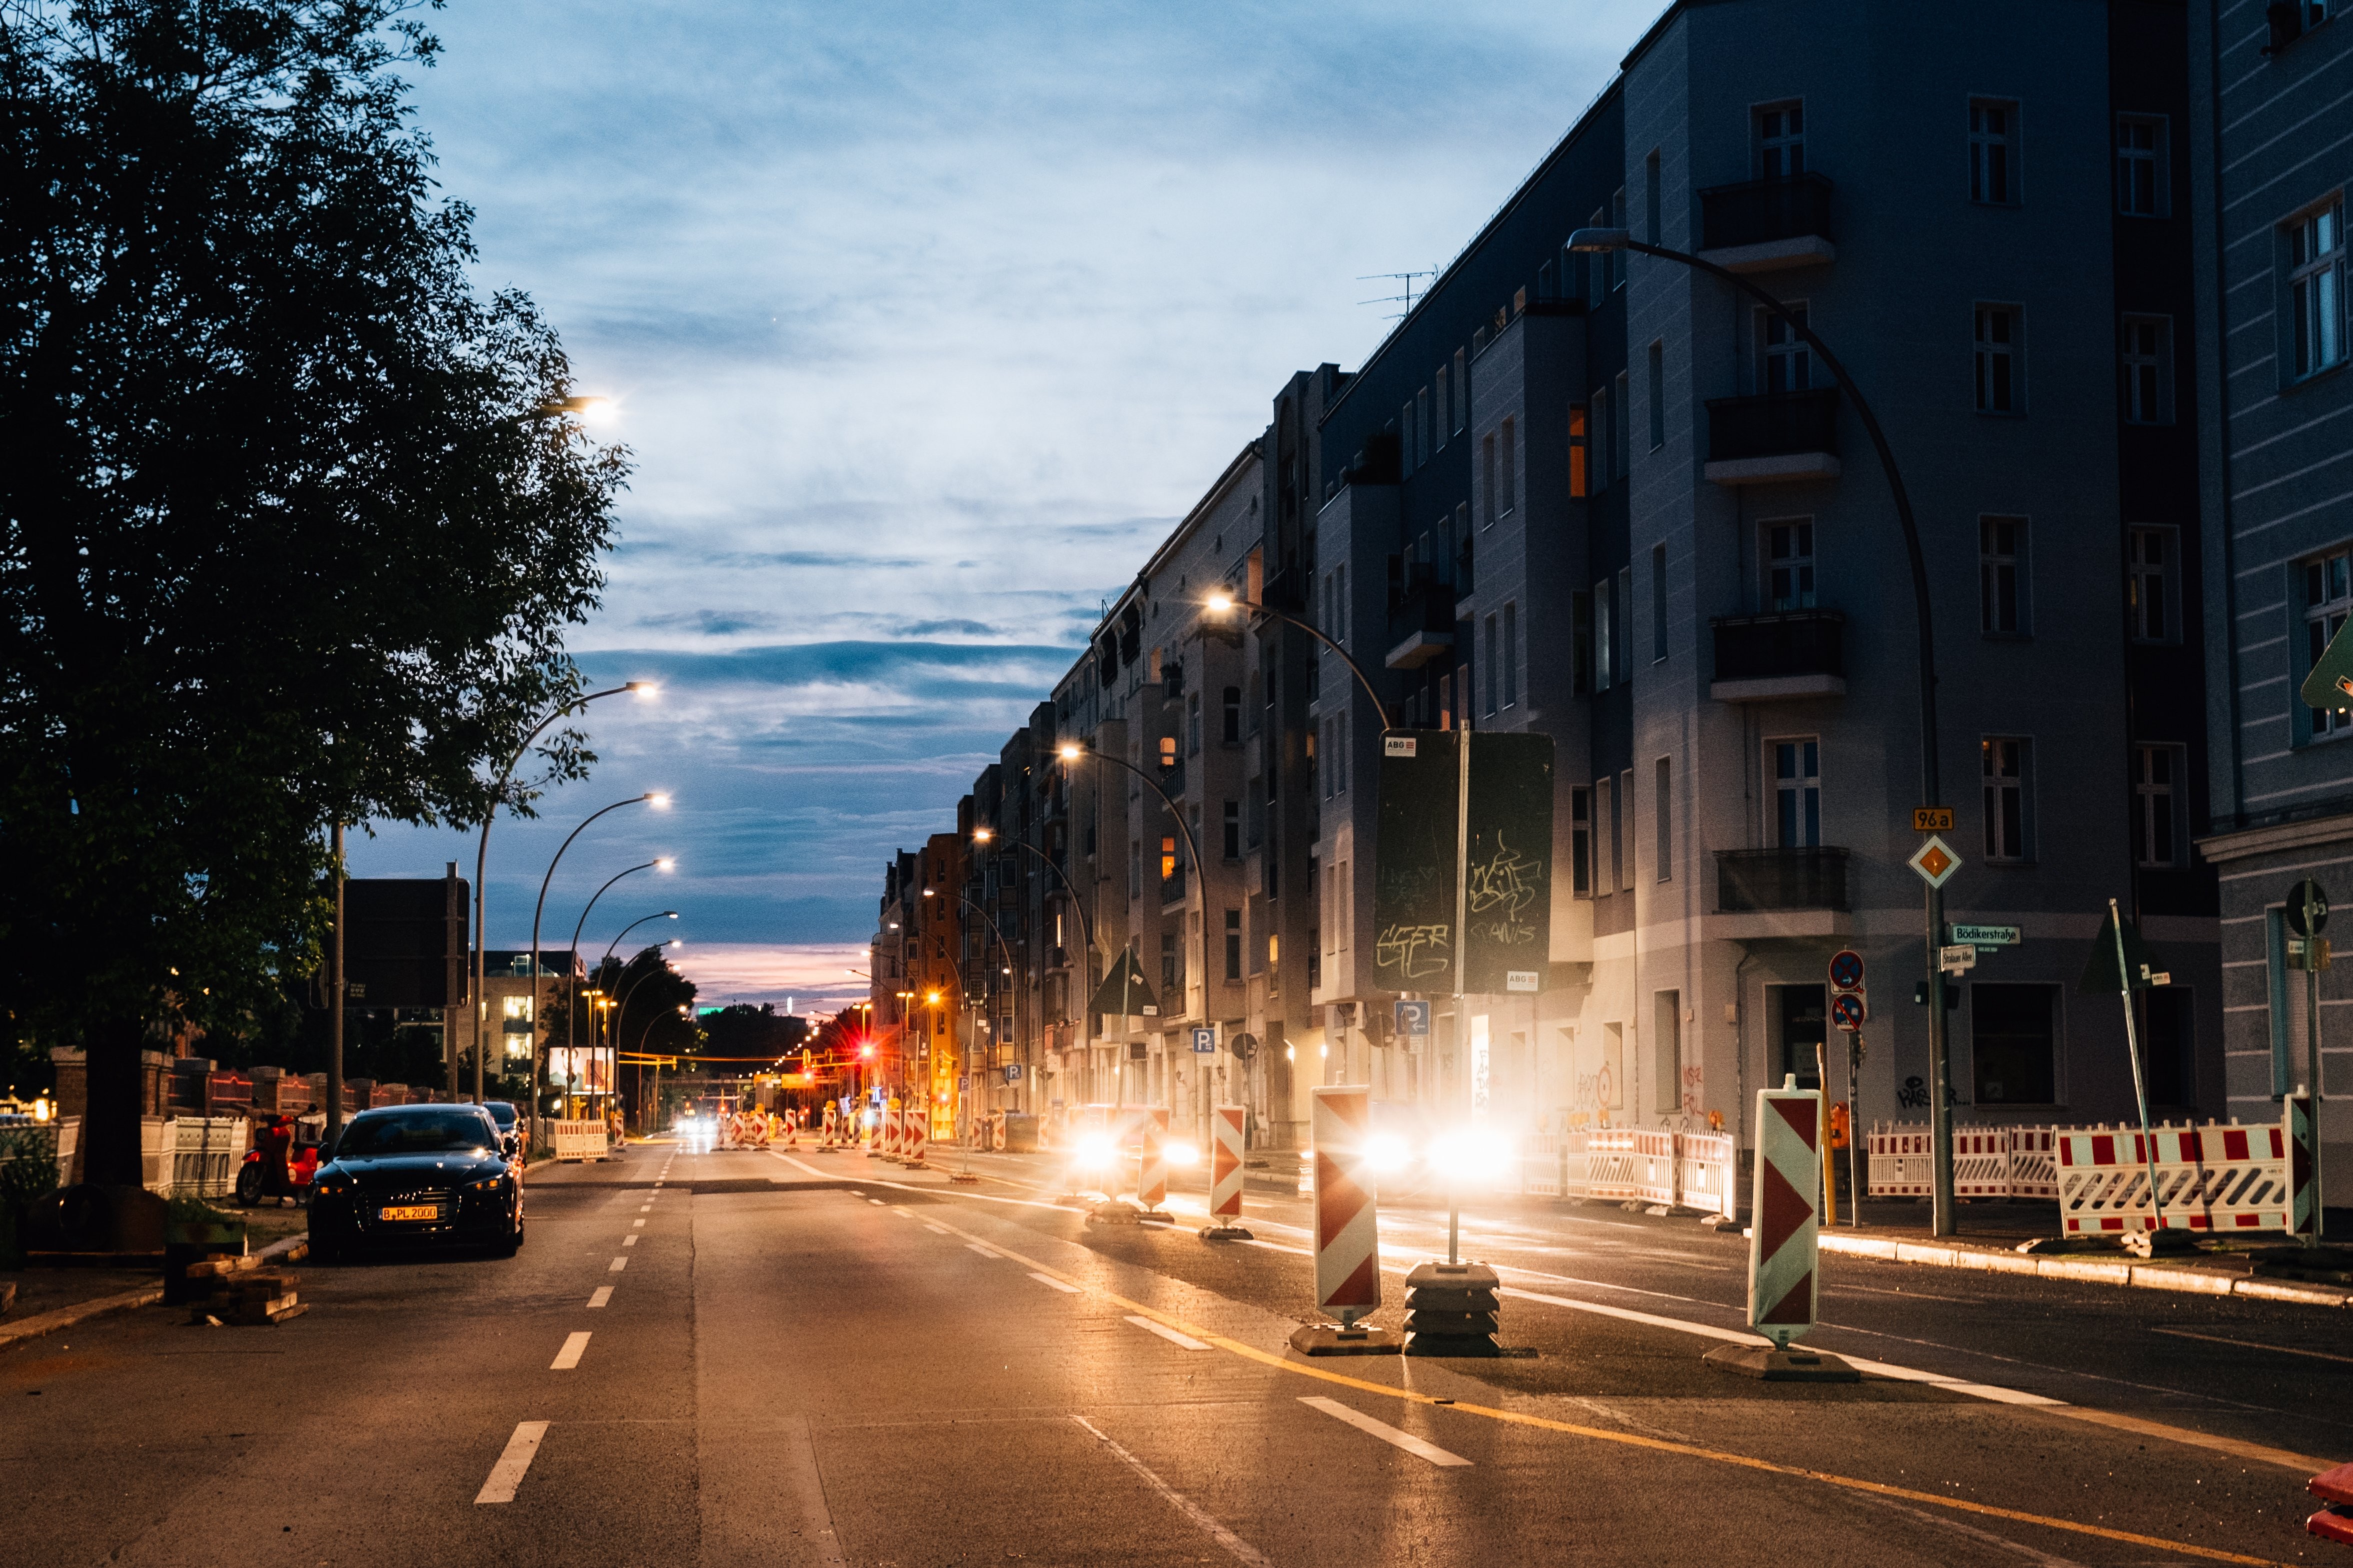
[1124,1314,1210,1351]
[588,1287,612,1308]
[1028,1272,1080,1294]
[609,1256,628,1272]
[1298,1397,1470,1467]
[965,1242,999,1258]
[475,1422,550,1505]
[550,1332,592,1371]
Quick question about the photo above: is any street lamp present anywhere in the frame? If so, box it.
[551,861,673,1123]
[1202,591,1389,722]
[470,680,656,1106]
[525,792,670,1142]
[1568,225,1954,1236]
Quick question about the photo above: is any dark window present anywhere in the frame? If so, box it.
[1221,685,1241,743]
[2306,547,2352,736]
[1571,787,1592,896]
[1224,909,1242,982]
[2129,526,2172,642]
[1756,102,1804,179]
[2122,315,2172,424]
[1972,984,2057,1105]
[1648,339,1665,449]
[2116,114,2166,217]
[1776,984,1826,1090]
[1222,800,1240,860]
[1762,303,1810,392]
[1651,544,1668,661]
[1766,519,1816,610]
[1974,305,2021,413]
[1774,738,1821,848]
[1969,99,2019,204]
[1654,756,1672,881]
[1980,516,2028,633]
[2289,200,2347,379]
[2132,745,2181,867]
[2138,987,2192,1106]
[1983,737,2030,860]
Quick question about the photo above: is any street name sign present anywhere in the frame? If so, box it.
[1908,835,1962,889]
[1950,924,2020,946]
[1939,943,1978,974]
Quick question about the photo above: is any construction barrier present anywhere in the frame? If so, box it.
[1520,1133,1565,1198]
[1308,1087,1380,1326]
[550,1120,610,1162]
[1867,1123,1937,1198]
[1953,1126,2012,1199]
[1137,1107,1169,1210]
[902,1105,928,1166]
[2058,1119,2294,1235]
[164,1117,245,1198]
[1518,1127,1727,1214]
[1675,1130,1738,1218]
[2008,1127,2059,1201]
[883,1102,902,1160]
[1586,1129,1677,1207]
[2290,1092,2317,1239]
[1748,1082,1822,1345]
[1208,1105,1246,1220]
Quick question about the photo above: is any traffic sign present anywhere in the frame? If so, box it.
[1393,1000,1432,1037]
[1002,1063,1024,1082]
[1228,1031,1258,1061]
[1908,834,1962,889]
[2300,615,2353,713]
[1827,950,1865,992]
[1938,943,1978,974]
[1911,807,1954,832]
[1190,1027,1216,1054]
[1950,924,2019,946]
[2287,878,2330,937]
[1830,993,1865,1033]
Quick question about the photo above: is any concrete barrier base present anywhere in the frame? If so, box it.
[1288,1323,1402,1357]
[1198,1224,1254,1241]
[1702,1343,1860,1382]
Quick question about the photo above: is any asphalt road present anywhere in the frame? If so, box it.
[4,1138,2344,1567]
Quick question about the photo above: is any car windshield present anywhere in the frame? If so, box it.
[336,1112,494,1158]
[482,1104,517,1129]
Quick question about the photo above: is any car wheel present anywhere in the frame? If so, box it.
[233,1163,262,1207]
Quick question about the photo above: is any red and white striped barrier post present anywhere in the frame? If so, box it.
[2290,1091,2318,1245]
[819,1102,837,1151]
[903,1102,928,1168]
[1136,1108,1170,1219]
[1199,1105,1251,1240]
[1706,1076,1854,1381]
[1289,1086,1400,1356]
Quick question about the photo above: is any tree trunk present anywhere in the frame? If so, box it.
[81,1012,149,1188]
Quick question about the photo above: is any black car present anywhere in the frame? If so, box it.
[480,1100,522,1160]
[310,1105,524,1263]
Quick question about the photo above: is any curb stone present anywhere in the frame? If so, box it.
[1818,1231,2352,1308]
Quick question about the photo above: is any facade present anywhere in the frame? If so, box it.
[872,0,2246,1164]
[2190,0,2353,1175]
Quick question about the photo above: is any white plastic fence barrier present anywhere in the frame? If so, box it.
[1674,1130,1738,1218]
[550,1120,610,1162]
[2058,1120,2294,1236]
[1520,1127,1730,1214]
[1586,1129,1678,1207]
[163,1117,245,1198]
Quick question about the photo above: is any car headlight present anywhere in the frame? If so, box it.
[466,1174,509,1192]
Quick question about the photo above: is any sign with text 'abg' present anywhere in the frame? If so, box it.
[1370,730,1554,996]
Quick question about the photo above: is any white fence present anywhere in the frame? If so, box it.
[1520,1127,1735,1217]
[550,1120,610,1162]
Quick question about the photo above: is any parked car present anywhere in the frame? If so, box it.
[480,1100,522,1160]
[308,1105,524,1263]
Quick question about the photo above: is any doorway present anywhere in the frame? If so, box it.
[1773,983,1826,1091]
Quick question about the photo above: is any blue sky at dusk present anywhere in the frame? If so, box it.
[342,0,1655,1009]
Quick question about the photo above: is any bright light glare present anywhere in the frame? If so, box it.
[972,828,994,842]
[628,680,658,698]
[1164,1141,1200,1168]
[1074,1133,1117,1169]
[1058,743,1082,761]
[656,857,676,871]
[1206,593,1234,613]
[1365,1133,1414,1175]
[1427,1129,1514,1184]
[646,792,672,808]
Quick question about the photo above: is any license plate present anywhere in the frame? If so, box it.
[379,1204,440,1222]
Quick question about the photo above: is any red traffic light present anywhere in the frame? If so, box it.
[858,1042,876,1059]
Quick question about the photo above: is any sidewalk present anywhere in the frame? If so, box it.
[2,1212,311,1353]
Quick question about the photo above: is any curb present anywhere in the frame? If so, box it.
[1818,1231,2353,1308]
[0,1286,165,1352]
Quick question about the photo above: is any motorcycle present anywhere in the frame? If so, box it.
[234,1116,319,1207]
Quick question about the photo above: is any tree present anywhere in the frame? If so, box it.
[0,2,626,1189]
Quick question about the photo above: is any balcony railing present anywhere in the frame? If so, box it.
[1699,173,1834,251]
[1706,388,1838,463]
[1712,610,1845,684]
[1717,847,1851,913]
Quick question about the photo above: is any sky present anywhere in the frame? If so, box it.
[345,0,1660,1012]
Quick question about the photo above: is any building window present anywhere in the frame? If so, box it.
[1592,383,1612,490]
[1499,417,1516,516]
[2289,199,2347,380]
[2128,526,2174,643]
[2116,114,2167,217]
[1160,835,1176,883]
[1614,370,1632,475]
[1600,774,1620,891]
[1417,385,1432,460]
[1616,565,1632,678]
[1483,613,1500,715]
[1222,685,1241,743]
[1480,432,1498,526]
[1568,403,1588,498]
[1453,348,1468,432]
[1162,933,1178,994]
[1762,304,1811,392]
[1502,601,1518,707]
[1772,738,1820,848]
[1654,756,1672,881]
[2132,744,2184,867]
[1650,544,1668,661]
[1766,519,1816,610]
[2122,315,2172,424]
[2305,547,2353,736]
[1972,983,2057,1105]
[1434,366,1449,448]
[1618,769,1634,889]
[1224,909,1242,982]
[1756,101,1804,179]
[1647,340,1666,449]
[1336,708,1348,793]
[1400,401,1416,474]
[1974,304,2022,413]
[1222,800,1240,860]
[1572,589,1592,695]
[1982,737,2030,860]
[1969,99,2020,204]
[1158,734,1178,768]
[1594,575,1614,690]
[1980,515,2028,634]
[1572,786,1592,896]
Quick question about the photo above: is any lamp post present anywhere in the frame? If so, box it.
[1203,592,1388,722]
[971,827,1093,1100]
[1058,740,1206,1105]
[470,680,657,1106]
[1568,226,1953,1236]
[548,862,672,1134]
[525,793,670,1142]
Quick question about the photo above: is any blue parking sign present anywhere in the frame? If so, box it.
[1394,1000,1431,1037]
[1002,1063,1024,1083]
[1191,1028,1216,1053]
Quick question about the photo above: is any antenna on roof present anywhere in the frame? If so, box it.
[1357,270,1435,321]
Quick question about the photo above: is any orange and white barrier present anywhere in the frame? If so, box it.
[903,1105,928,1166]
[1137,1108,1170,1210]
[1208,1105,1245,1220]
[1308,1086,1381,1326]
[2290,1092,2317,1240]
[1747,1078,1821,1347]
[1585,1129,1676,1207]
[2058,1118,2295,1235]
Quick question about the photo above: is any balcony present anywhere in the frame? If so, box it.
[1717,847,1851,913]
[1386,561,1456,670]
[1710,609,1846,701]
[1704,388,1840,487]
[1697,174,1836,273]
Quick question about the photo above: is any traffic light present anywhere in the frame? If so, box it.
[1828,1102,1851,1150]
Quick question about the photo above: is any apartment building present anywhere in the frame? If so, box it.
[2190,0,2353,1174]
[1308,0,2218,1150]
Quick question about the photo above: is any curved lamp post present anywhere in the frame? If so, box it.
[1056,741,1206,1095]
[524,792,669,1136]
[1202,591,1388,722]
[970,827,1093,1100]
[470,680,657,1104]
[544,863,672,1129]
[1568,225,1952,1236]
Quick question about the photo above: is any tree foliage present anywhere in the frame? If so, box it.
[0,3,625,1148]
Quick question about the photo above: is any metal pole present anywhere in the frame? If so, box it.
[528,795,658,1157]
[2110,899,2166,1234]
[2306,883,2328,1244]
[329,822,346,1148]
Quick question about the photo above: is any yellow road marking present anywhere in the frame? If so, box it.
[910,1206,2302,1568]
